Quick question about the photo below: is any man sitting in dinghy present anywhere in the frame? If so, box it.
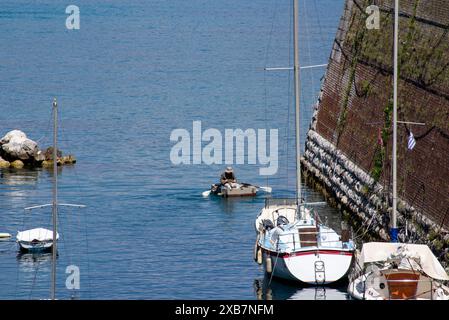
[209,167,245,196]
[220,167,237,190]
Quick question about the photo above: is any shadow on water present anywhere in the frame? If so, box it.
[214,196,266,215]
[253,274,351,300]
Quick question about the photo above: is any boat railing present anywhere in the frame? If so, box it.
[264,198,298,208]
[276,229,346,251]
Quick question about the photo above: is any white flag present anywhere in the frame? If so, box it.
[408,132,416,150]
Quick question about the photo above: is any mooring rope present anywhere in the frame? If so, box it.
[268,250,282,287]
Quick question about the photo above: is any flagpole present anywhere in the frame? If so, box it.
[391,0,399,242]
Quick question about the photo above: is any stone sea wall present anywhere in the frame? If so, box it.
[302,126,449,265]
[303,0,449,268]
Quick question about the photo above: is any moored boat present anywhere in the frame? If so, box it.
[14,99,85,300]
[348,242,449,300]
[255,199,355,284]
[16,227,59,252]
[253,0,355,285]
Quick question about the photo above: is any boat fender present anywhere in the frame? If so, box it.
[266,256,272,274]
[257,248,263,265]
[253,235,259,261]
[266,288,273,300]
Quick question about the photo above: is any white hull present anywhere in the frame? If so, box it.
[18,240,54,252]
[262,248,353,285]
[255,201,355,285]
[16,228,58,252]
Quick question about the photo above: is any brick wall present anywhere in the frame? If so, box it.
[314,0,449,228]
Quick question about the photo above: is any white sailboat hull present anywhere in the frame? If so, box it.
[16,228,58,253]
[262,248,353,285]
[18,240,54,252]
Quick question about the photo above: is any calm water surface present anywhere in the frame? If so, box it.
[0,0,347,299]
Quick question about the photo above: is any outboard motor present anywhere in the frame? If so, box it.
[262,219,275,231]
[211,184,221,195]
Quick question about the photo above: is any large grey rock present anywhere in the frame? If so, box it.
[0,130,40,162]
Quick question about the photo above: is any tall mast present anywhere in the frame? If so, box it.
[391,0,399,242]
[51,98,58,299]
[293,0,302,204]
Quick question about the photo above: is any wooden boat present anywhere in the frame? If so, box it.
[210,182,258,197]
[203,182,271,197]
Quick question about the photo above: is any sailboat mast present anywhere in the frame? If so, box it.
[293,0,302,203]
[391,0,399,242]
[51,98,58,299]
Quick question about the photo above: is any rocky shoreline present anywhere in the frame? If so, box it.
[0,130,76,169]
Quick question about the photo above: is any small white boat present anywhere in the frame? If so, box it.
[210,182,258,197]
[254,199,355,285]
[14,99,86,300]
[16,228,59,252]
[203,182,271,197]
[348,242,449,300]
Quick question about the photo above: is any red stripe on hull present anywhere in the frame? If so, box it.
[264,248,353,258]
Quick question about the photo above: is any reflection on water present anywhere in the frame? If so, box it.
[0,168,41,186]
[254,275,351,300]
[16,252,53,273]
[0,165,68,187]
[15,252,73,300]
[0,168,42,206]
[216,196,263,215]
[0,164,72,182]
[0,0,346,299]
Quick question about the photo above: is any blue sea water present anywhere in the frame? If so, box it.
[0,0,347,299]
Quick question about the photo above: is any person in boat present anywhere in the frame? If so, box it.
[220,166,237,190]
